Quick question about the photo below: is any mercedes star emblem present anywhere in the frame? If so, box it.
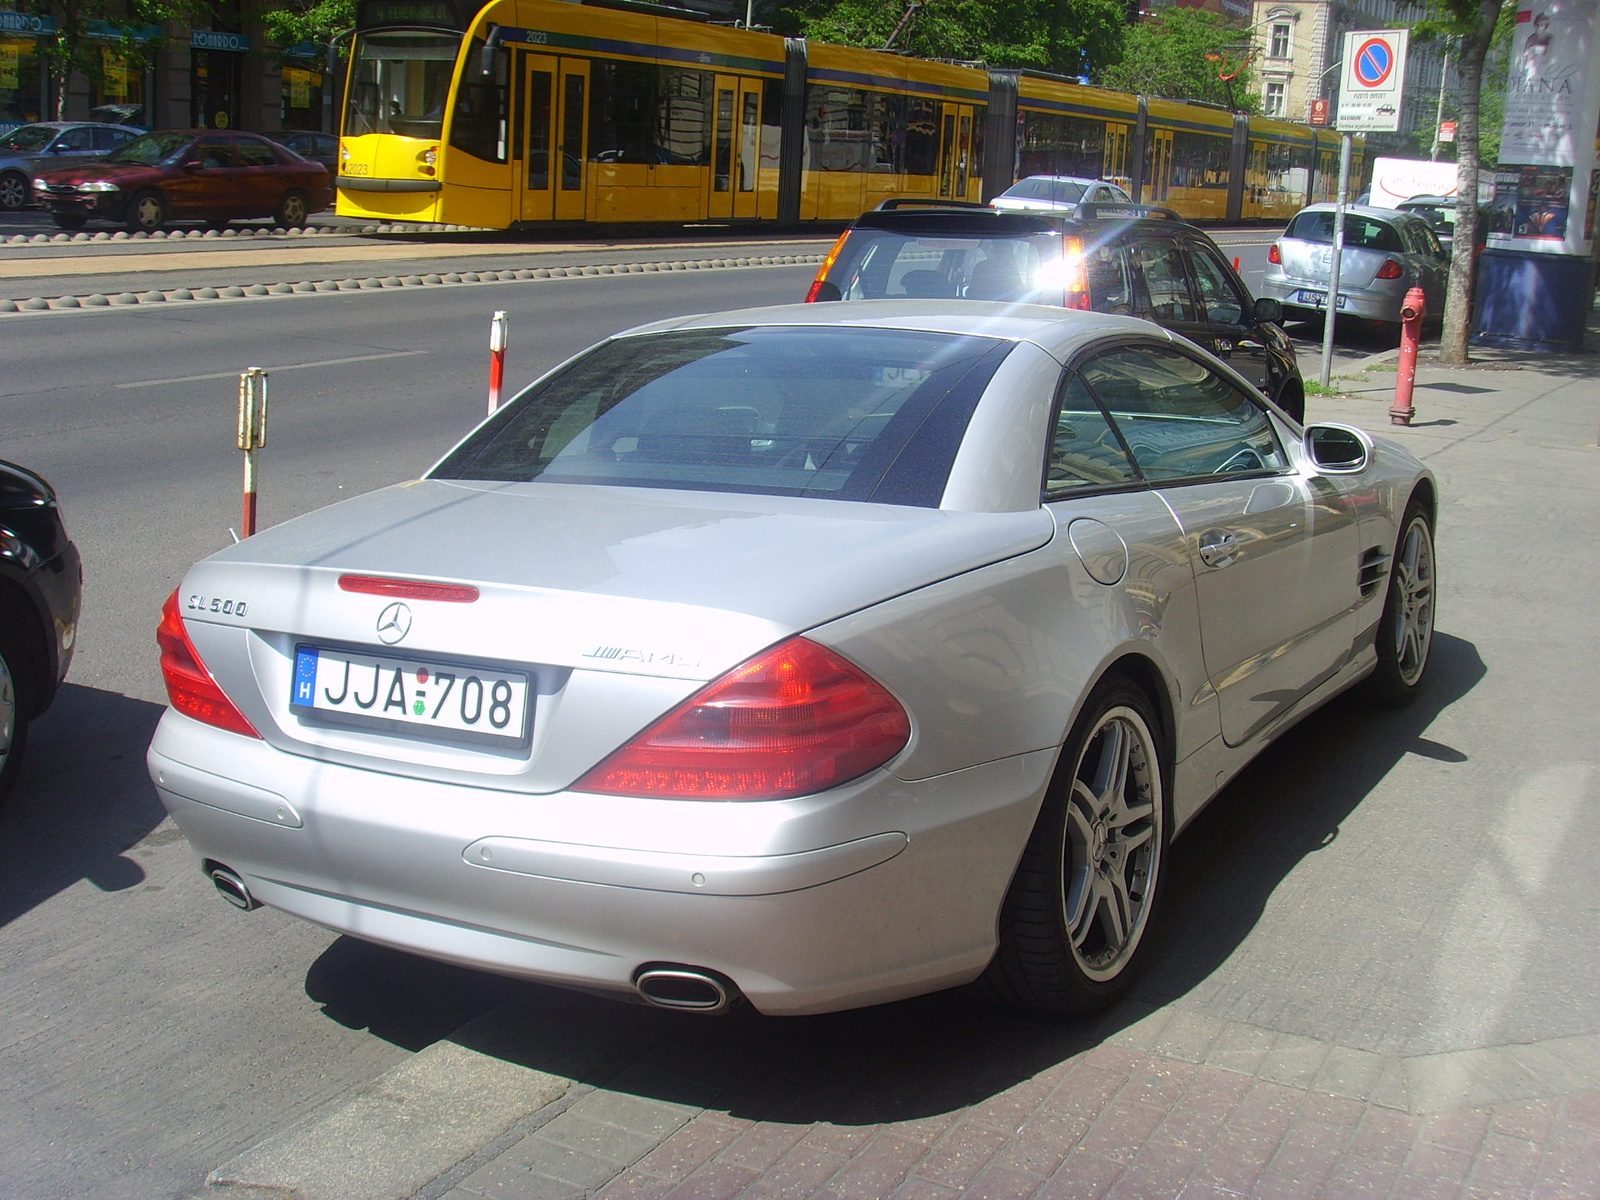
[375,601,412,645]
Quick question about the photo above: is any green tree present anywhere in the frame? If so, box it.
[259,0,354,49]
[781,0,1125,78]
[1096,9,1261,113]
[1411,0,1508,364]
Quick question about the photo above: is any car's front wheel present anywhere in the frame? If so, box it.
[0,621,37,803]
[275,190,309,229]
[1364,499,1436,706]
[985,676,1169,1012]
[126,189,166,232]
[0,170,29,211]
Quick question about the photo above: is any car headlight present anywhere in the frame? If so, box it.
[32,177,48,190]
[77,181,120,193]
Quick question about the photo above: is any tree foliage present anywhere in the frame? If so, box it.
[260,0,355,49]
[780,0,1126,78]
[1096,9,1260,113]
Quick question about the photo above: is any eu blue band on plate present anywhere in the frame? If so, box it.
[294,649,319,705]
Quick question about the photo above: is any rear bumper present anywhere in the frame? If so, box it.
[148,710,1053,1015]
[1260,275,1401,322]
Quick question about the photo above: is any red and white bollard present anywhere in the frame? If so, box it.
[488,310,508,415]
[237,367,268,538]
[1390,287,1425,427]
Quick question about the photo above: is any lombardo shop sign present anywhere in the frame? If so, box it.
[191,30,251,52]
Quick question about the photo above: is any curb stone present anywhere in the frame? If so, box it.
[0,253,826,315]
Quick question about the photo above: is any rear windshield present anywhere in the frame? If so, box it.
[1287,211,1404,252]
[1400,203,1454,232]
[1005,178,1087,204]
[819,228,1076,304]
[432,326,1009,507]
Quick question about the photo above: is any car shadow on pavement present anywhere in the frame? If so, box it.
[0,683,168,927]
[298,632,1487,1130]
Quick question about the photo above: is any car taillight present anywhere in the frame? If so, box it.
[1267,244,1282,265]
[1376,259,1404,279]
[804,230,852,302]
[572,636,910,800]
[338,574,478,602]
[157,590,260,738]
[1061,235,1091,310]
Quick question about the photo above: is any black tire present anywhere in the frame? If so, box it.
[984,676,1170,1013]
[1363,499,1436,707]
[0,170,28,212]
[275,190,309,229]
[126,189,166,232]
[205,214,231,230]
[51,212,88,231]
[0,622,37,804]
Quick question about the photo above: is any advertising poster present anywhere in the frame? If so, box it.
[1492,0,1600,253]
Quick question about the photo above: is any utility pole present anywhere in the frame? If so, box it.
[1430,42,1453,161]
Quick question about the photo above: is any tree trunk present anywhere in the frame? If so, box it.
[1438,0,1507,364]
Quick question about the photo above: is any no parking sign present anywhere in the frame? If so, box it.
[1337,29,1409,132]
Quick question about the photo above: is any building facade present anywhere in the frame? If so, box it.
[1,4,334,135]
[1251,0,1456,155]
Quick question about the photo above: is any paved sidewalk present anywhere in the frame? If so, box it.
[204,322,1600,1200]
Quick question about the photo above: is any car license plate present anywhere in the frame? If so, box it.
[1297,289,1349,310]
[292,645,531,745]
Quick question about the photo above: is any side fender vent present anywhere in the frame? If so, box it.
[1358,546,1390,599]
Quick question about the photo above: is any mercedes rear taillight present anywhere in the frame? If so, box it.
[573,637,910,800]
[157,590,260,738]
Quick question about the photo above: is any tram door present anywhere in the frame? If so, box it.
[938,104,974,199]
[1142,128,1173,204]
[1104,123,1131,192]
[708,75,762,220]
[520,55,589,222]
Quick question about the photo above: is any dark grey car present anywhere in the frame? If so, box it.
[1261,203,1449,326]
[0,121,140,210]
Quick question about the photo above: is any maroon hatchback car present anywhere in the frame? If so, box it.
[33,129,331,232]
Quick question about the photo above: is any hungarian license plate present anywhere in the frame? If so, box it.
[292,645,531,745]
[1298,289,1349,310]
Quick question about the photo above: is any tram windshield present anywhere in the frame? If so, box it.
[345,31,461,138]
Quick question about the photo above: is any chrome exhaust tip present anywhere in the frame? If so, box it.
[634,965,737,1015]
[209,866,258,911]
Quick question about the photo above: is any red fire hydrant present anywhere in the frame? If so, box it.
[1390,287,1426,426]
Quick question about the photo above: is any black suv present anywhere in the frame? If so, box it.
[806,200,1305,422]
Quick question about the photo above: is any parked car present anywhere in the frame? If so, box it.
[147,301,1436,1017]
[32,129,332,232]
[1395,194,1490,256]
[1261,203,1449,327]
[806,199,1306,420]
[275,131,338,180]
[990,174,1133,214]
[0,121,140,211]
[1,460,81,803]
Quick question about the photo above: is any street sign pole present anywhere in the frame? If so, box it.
[1319,134,1352,390]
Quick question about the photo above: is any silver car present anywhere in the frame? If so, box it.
[147,303,1437,1017]
[0,121,139,211]
[1261,203,1449,325]
[990,175,1133,215]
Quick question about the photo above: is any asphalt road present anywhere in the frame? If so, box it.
[0,234,1536,1200]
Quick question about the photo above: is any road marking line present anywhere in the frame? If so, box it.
[117,349,428,388]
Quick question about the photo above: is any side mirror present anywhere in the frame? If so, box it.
[1304,423,1372,474]
[809,280,842,303]
[184,159,205,172]
[1253,296,1283,324]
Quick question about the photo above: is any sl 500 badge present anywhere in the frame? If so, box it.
[187,594,249,617]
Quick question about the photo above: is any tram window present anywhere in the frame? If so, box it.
[526,70,551,188]
[658,67,710,166]
[740,91,759,190]
[970,106,984,186]
[762,77,783,172]
[869,93,898,173]
[449,36,508,164]
[806,85,870,173]
[589,60,655,164]
[1170,131,1229,191]
[562,74,584,189]
[1016,111,1102,179]
[714,88,733,190]
[904,98,937,176]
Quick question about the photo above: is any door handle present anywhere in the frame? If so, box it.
[1197,531,1238,567]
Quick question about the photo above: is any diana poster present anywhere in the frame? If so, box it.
[1492,0,1600,254]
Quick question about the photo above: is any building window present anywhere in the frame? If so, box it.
[1265,82,1286,116]
[1270,23,1291,58]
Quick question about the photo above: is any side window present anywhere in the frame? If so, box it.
[1084,242,1134,314]
[56,128,95,151]
[1413,222,1444,257]
[1188,246,1247,325]
[235,138,280,167]
[1078,344,1286,482]
[1129,237,1197,321]
[92,127,128,150]
[193,137,234,168]
[1045,372,1141,495]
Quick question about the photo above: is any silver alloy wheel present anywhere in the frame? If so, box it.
[0,171,27,211]
[1061,704,1163,982]
[131,191,164,231]
[1392,514,1435,687]
[277,192,307,227]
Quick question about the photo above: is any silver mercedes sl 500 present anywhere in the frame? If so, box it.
[147,302,1437,1017]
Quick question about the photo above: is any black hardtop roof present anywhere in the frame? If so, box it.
[853,200,1194,237]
